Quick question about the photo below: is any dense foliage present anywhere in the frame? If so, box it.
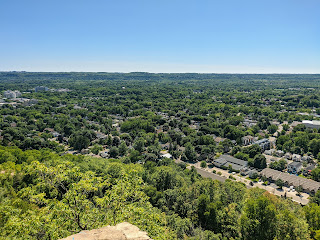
[0,146,316,239]
[1,72,320,239]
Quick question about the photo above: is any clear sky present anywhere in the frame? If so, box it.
[1,0,319,73]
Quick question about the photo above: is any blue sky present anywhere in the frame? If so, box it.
[1,0,319,73]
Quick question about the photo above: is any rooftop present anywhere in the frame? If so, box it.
[288,162,302,167]
[261,168,320,192]
[254,138,269,144]
[213,155,248,171]
[303,120,320,126]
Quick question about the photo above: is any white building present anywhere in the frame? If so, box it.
[161,153,172,159]
[302,120,320,130]
[35,86,49,92]
[292,154,302,162]
[3,90,21,99]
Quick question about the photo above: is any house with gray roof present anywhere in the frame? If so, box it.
[287,162,302,174]
[303,164,316,176]
[213,154,248,172]
[301,155,311,162]
[253,138,270,151]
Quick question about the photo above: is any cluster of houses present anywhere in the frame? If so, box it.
[265,149,312,162]
[211,128,319,194]
[264,147,316,176]
[212,154,319,194]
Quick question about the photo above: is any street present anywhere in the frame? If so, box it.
[176,159,310,205]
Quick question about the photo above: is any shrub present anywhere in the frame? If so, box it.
[229,175,236,180]
[200,161,207,168]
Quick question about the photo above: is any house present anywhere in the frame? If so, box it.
[81,149,90,155]
[242,135,254,146]
[264,149,275,155]
[240,167,250,176]
[100,151,109,158]
[213,155,248,172]
[284,152,292,160]
[292,154,302,162]
[253,138,270,151]
[303,164,316,176]
[96,132,108,139]
[260,168,320,193]
[248,169,259,179]
[214,137,227,144]
[160,143,171,150]
[161,153,172,159]
[301,155,311,162]
[275,150,284,157]
[287,162,303,174]
[52,131,60,138]
[243,119,258,128]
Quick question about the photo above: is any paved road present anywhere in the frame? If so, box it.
[175,159,309,205]
[176,158,227,182]
[194,167,227,182]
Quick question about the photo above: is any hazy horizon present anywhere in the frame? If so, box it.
[1,62,319,74]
